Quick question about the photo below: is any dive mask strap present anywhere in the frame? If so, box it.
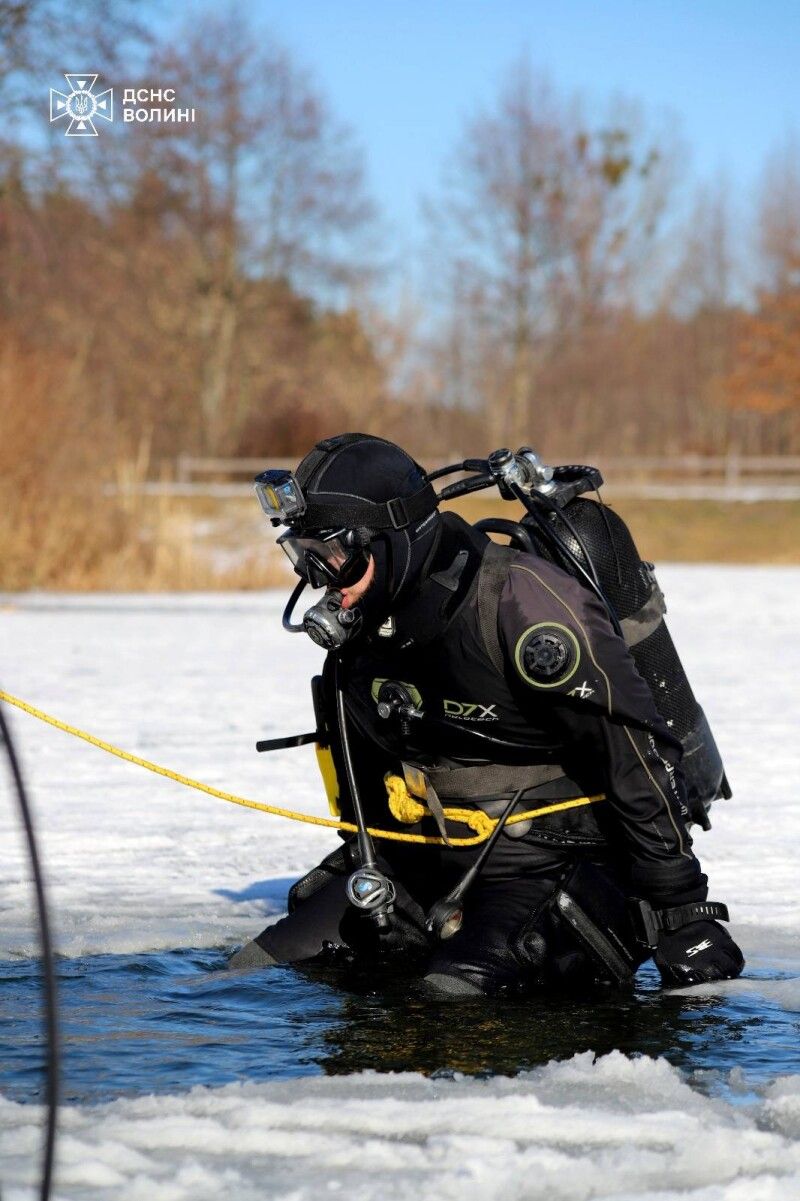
[300,479,437,531]
[255,467,436,531]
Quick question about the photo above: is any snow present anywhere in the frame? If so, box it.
[2,1053,800,1200]
[1,566,800,1200]
[0,592,330,958]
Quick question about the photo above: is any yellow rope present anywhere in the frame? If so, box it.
[382,773,603,838]
[0,689,605,847]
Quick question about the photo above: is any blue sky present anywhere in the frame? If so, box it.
[189,0,800,252]
[119,0,800,286]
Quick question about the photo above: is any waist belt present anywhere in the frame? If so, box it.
[392,763,604,846]
[406,760,566,800]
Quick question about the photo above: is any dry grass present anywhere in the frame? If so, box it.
[0,335,288,591]
[0,490,292,591]
[445,496,800,566]
[1,486,798,593]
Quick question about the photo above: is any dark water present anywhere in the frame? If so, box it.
[2,934,799,1106]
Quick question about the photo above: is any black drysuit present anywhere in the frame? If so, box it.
[245,512,708,994]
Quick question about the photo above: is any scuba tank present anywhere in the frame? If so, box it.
[525,495,728,827]
[433,449,731,829]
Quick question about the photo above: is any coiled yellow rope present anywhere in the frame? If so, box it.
[0,689,604,847]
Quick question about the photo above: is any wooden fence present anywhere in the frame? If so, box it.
[153,453,800,502]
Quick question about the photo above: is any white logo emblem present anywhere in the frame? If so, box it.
[49,74,113,137]
[568,681,594,699]
[443,699,499,721]
[685,939,712,958]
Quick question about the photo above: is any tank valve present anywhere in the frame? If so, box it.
[488,447,556,497]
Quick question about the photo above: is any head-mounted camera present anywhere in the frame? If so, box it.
[253,469,306,524]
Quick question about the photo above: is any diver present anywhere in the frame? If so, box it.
[229,433,744,997]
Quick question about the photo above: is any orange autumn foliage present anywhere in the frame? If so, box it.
[724,259,800,415]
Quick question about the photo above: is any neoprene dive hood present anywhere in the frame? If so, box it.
[259,433,441,648]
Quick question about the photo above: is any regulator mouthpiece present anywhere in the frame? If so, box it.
[302,591,363,650]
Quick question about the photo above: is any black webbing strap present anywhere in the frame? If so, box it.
[629,897,730,948]
[476,541,519,675]
[418,760,566,799]
[256,731,318,753]
[401,762,455,845]
[660,900,730,931]
[302,479,437,531]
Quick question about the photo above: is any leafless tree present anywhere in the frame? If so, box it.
[423,59,680,448]
[756,132,800,293]
[110,12,379,450]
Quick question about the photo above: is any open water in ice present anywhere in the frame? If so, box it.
[2,936,800,1109]
[1,578,800,1199]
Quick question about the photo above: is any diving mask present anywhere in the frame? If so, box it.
[277,527,372,590]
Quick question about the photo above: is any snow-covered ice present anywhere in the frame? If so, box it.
[0,592,330,959]
[1,566,800,1200]
[3,1053,800,1200]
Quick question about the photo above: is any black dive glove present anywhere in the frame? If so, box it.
[654,920,744,987]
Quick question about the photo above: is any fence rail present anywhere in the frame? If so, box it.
[161,453,800,502]
[176,452,800,478]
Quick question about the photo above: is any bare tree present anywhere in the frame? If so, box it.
[105,11,379,451]
[0,0,148,115]
[667,174,736,315]
[756,132,800,293]
[423,59,680,447]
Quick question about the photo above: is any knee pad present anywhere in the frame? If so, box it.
[287,841,357,913]
[426,921,531,996]
[422,970,486,999]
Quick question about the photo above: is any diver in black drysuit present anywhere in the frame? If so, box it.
[230,434,744,996]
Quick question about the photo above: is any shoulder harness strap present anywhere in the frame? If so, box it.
[477,541,519,675]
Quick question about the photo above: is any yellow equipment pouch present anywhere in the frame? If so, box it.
[315,744,341,817]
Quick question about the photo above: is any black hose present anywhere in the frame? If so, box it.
[510,483,625,638]
[426,461,470,482]
[537,495,603,591]
[333,664,377,871]
[437,472,495,501]
[282,578,308,631]
[0,701,59,1201]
